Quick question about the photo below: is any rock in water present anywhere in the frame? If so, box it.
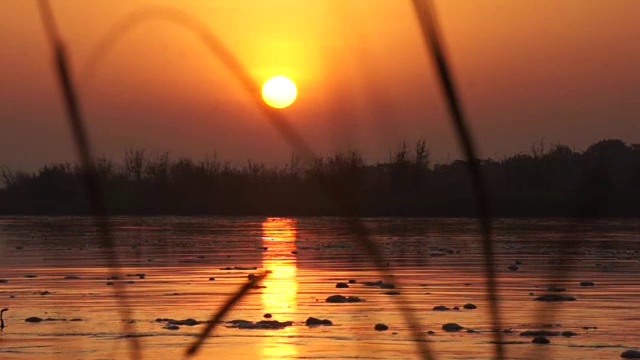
[326,295,362,303]
[226,319,253,328]
[442,323,464,332]
[463,303,477,310]
[335,282,349,288]
[326,295,347,303]
[170,318,198,326]
[520,330,559,337]
[532,337,550,344]
[580,281,595,287]
[374,323,389,331]
[226,319,293,330]
[533,294,576,302]
[25,317,43,323]
[621,349,640,358]
[432,305,450,311]
[253,320,293,329]
[305,317,332,326]
[156,318,202,326]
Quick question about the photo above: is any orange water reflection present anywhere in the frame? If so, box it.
[260,217,298,359]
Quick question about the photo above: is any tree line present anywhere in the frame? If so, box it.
[1,139,639,216]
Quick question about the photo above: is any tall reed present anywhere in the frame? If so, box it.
[36,1,142,358]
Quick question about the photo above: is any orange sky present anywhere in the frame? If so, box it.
[1,1,639,170]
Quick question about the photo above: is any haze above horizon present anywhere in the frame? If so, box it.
[1,0,639,170]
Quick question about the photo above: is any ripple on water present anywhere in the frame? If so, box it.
[1,217,639,359]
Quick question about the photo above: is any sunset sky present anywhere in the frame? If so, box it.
[1,0,639,170]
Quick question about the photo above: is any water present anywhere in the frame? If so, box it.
[0,216,639,359]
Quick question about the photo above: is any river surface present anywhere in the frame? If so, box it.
[0,216,639,359]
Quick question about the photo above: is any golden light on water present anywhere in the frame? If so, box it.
[260,217,298,359]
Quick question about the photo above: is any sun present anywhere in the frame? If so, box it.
[261,76,297,109]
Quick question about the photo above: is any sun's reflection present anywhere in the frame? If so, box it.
[261,217,298,359]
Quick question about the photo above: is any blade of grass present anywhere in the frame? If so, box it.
[410,1,504,358]
[185,272,268,357]
[36,1,141,359]
[81,7,434,359]
[79,6,315,164]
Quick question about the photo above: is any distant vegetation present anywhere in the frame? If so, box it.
[1,139,639,217]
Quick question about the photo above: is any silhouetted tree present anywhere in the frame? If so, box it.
[0,139,638,216]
